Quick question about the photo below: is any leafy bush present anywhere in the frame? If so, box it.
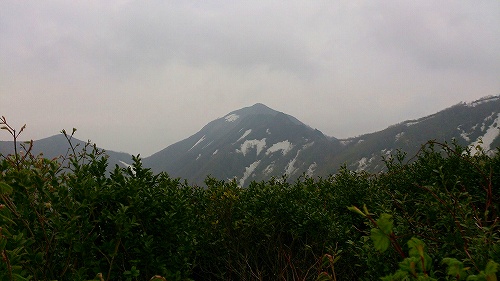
[0,118,498,280]
[348,141,499,280]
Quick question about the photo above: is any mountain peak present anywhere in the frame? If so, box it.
[228,103,278,117]
[250,102,272,110]
[223,103,307,127]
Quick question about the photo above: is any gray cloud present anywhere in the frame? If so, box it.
[357,1,500,72]
[1,0,499,156]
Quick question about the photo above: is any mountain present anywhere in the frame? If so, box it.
[0,134,132,172]
[334,95,500,172]
[143,103,344,185]
[143,96,500,185]
[2,96,499,185]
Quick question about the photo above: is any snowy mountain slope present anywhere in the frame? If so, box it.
[144,96,500,185]
[334,95,500,172]
[143,103,343,185]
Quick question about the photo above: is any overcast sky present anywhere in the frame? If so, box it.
[1,1,499,156]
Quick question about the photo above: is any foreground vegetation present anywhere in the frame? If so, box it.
[1,119,498,280]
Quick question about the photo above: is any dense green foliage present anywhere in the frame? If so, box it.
[0,121,498,280]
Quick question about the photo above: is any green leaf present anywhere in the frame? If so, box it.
[347,205,366,217]
[382,270,409,281]
[466,260,498,281]
[0,237,6,251]
[408,237,425,258]
[369,214,394,253]
[443,258,468,280]
[316,272,332,281]
[0,212,16,225]
[35,252,44,264]
[0,182,13,195]
[484,260,498,276]
[371,228,391,252]
[377,213,394,235]
[12,273,30,281]
[406,238,432,272]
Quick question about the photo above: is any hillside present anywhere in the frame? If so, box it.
[334,95,500,172]
[143,103,344,185]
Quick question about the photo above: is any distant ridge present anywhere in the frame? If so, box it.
[0,134,132,172]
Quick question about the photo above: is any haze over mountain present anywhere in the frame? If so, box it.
[1,95,499,185]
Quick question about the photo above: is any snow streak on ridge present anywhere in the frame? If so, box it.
[237,129,252,142]
[466,96,500,107]
[188,135,205,151]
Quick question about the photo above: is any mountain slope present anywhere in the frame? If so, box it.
[144,96,500,185]
[143,103,343,185]
[332,95,500,172]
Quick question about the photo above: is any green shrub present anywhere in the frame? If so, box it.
[347,141,499,280]
[1,118,498,280]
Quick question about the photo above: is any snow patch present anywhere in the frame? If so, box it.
[212,149,218,155]
[356,156,376,171]
[357,157,368,171]
[306,162,317,177]
[466,96,499,107]
[266,128,271,134]
[237,129,252,142]
[461,132,470,142]
[302,141,314,149]
[405,115,435,127]
[196,154,201,160]
[381,149,392,156]
[236,139,267,156]
[202,140,214,149]
[470,113,500,154]
[481,112,497,131]
[340,139,353,146]
[263,164,274,176]
[239,160,261,186]
[457,125,470,142]
[225,114,239,122]
[266,140,293,155]
[188,135,205,151]
[119,161,132,169]
[119,161,135,175]
[285,150,301,176]
[395,132,405,141]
